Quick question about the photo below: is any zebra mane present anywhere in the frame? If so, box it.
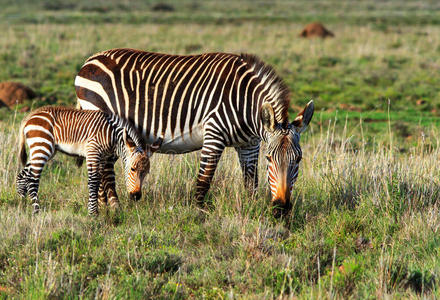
[106,113,145,148]
[28,105,76,113]
[20,105,77,127]
[85,49,115,62]
[240,53,290,124]
[85,48,140,63]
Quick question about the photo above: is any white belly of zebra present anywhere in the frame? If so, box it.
[57,142,87,157]
[147,124,204,154]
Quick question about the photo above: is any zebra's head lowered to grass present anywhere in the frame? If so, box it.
[261,100,314,217]
[121,129,162,201]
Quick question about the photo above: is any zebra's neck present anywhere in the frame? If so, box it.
[115,128,127,160]
[238,54,290,144]
[106,114,143,158]
[251,90,290,144]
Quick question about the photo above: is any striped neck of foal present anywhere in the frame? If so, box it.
[106,114,144,158]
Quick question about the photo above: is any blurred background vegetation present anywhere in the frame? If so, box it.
[1,0,440,144]
[3,0,440,25]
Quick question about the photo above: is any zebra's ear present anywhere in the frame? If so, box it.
[261,103,276,133]
[150,138,163,153]
[291,100,314,134]
[123,128,136,149]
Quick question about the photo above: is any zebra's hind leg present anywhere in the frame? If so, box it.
[16,167,30,198]
[27,159,50,214]
[235,143,260,195]
[97,180,108,209]
[195,134,225,206]
[24,146,54,214]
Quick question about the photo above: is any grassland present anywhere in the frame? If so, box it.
[1,112,440,298]
[3,11,440,138]
[1,0,440,298]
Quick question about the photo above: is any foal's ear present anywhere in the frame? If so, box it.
[261,103,277,133]
[291,100,314,134]
[123,129,136,150]
[149,138,163,154]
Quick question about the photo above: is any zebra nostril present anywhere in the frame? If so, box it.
[130,192,142,201]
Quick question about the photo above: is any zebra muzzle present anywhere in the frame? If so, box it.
[272,199,292,218]
[130,192,142,201]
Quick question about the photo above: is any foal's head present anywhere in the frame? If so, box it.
[122,130,162,201]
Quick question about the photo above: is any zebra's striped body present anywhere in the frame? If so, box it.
[75,49,314,214]
[16,106,159,215]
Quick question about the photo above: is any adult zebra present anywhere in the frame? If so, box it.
[75,49,314,215]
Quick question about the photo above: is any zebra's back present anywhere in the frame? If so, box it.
[75,49,259,152]
[22,106,113,158]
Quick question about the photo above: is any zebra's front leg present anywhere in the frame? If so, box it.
[195,137,226,205]
[86,159,103,216]
[235,143,260,195]
[98,157,119,209]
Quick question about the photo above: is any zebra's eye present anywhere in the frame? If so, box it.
[131,167,136,172]
[266,155,271,162]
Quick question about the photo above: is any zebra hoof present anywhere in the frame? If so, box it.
[109,202,120,210]
[98,199,108,208]
[32,203,40,215]
[88,210,99,217]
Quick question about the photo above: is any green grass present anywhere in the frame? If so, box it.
[1,113,440,298]
[2,0,440,298]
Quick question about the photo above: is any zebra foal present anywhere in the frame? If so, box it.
[16,106,161,215]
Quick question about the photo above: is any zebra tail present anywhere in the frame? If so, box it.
[74,102,85,167]
[18,118,27,167]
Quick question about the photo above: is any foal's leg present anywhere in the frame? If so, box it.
[235,143,260,195]
[86,153,103,216]
[97,180,108,209]
[97,156,119,209]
